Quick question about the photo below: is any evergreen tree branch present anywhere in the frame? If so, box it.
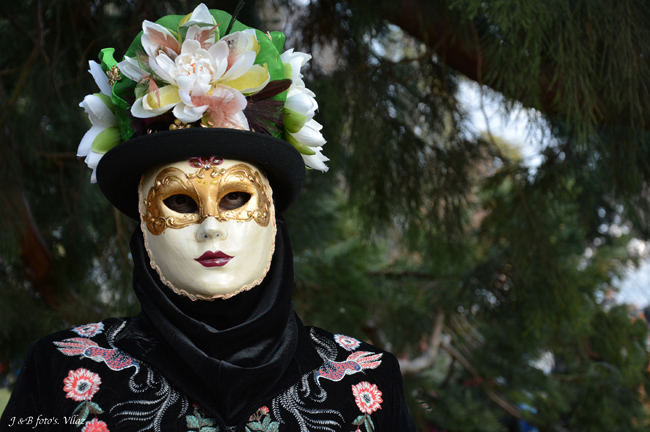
[441,339,521,419]
[358,0,640,130]
[399,310,445,375]
[0,3,44,130]
[3,192,56,308]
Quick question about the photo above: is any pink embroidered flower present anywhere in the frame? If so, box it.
[63,368,101,401]
[248,405,270,421]
[334,334,361,351]
[81,418,109,432]
[352,381,383,414]
[72,322,104,337]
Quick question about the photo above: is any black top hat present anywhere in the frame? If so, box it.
[96,128,305,220]
[79,4,328,219]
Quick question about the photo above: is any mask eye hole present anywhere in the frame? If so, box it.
[164,194,199,213]
[219,192,251,211]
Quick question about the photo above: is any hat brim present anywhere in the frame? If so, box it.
[96,128,305,220]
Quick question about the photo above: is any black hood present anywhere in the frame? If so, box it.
[114,216,321,424]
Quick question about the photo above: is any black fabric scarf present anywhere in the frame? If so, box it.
[117,216,319,425]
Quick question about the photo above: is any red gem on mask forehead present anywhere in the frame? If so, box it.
[189,156,224,169]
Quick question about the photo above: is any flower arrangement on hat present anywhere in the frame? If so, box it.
[78,3,327,183]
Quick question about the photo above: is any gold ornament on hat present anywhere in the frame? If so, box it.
[106,65,121,86]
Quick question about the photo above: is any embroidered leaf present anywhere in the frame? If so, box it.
[72,403,84,415]
[200,427,219,432]
[365,416,375,432]
[262,415,271,429]
[202,417,217,426]
[77,405,90,428]
[246,421,265,431]
[89,401,104,414]
[352,415,365,426]
[186,415,201,429]
[267,421,280,432]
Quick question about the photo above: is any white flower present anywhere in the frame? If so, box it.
[301,148,330,172]
[281,48,311,87]
[117,56,148,82]
[180,3,215,29]
[281,50,328,171]
[78,61,120,183]
[128,25,268,126]
[87,60,112,96]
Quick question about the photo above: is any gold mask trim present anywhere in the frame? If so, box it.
[143,163,271,235]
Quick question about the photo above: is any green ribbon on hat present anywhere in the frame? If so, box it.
[98,47,135,141]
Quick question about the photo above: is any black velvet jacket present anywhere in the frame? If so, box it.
[1,220,416,431]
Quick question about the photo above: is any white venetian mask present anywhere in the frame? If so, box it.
[138,157,276,300]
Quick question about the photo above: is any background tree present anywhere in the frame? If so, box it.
[1,1,649,430]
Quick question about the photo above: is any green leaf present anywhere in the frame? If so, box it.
[202,417,217,426]
[77,405,89,428]
[365,416,375,432]
[269,31,286,54]
[286,131,316,155]
[352,415,365,426]
[262,415,271,429]
[134,82,148,100]
[186,415,200,429]
[283,63,292,80]
[200,427,219,432]
[267,421,280,432]
[89,401,104,414]
[254,29,284,83]
[283,108,307,134]
[72,403,84,415]
[246,421,264,431]
[90,127,121,154]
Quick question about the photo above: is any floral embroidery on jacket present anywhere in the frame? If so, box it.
[82,418,110,432]
[185,404,220,432]
[63,368,101,401]
[270,330,385,432]
[62,368,107,429]
[73,322,105,337]
[54,320,189,432]
[246,406,280,432]
[334,334,360,351]
[351,382,383,432]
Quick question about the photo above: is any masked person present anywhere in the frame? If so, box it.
[0,5,416,431]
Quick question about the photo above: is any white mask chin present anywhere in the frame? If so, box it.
[138,158,276,301]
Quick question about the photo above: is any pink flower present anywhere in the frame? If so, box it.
[334,334,361,351]
[352,381,383,414]
[63,368,101,401]
[82,418,109,432]
[249,405,270,421]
